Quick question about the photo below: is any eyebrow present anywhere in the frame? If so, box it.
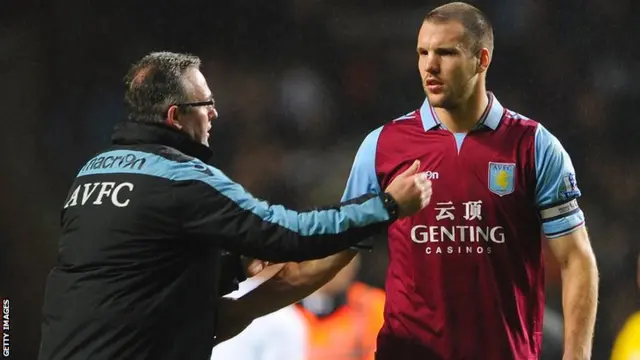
[417,45,461,52]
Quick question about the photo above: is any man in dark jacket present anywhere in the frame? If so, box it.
[37,52,432,360]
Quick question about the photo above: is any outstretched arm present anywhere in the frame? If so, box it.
[213,146,432,343]
[177,156,426,262]
[215,161,432,342]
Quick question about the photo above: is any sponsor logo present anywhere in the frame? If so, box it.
[424,170,439,180]
[411,200,504,255]
[193,163,213,176]
[488,162,515,196]
[559,173,580,200]
[411,224,503,255]
[80,153,146,173]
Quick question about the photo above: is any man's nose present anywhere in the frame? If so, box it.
[208,108,218,120]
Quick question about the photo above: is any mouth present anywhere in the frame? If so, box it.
[425,78,444,93]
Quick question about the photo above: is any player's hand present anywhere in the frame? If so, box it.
[384,160,432,218]
[244,258,272,277]
[242,257,282,277]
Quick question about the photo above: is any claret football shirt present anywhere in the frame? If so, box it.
[343,93,585,360]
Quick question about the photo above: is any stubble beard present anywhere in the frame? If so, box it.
[424,87,460,110]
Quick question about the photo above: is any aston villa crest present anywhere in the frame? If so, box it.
[488,162,515,196]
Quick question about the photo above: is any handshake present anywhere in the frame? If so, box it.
[384,159,433,218]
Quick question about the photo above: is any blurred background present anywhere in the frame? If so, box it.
[1,0,638,359]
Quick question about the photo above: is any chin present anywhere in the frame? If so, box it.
[426,92,459,110]
[425,92,445,108]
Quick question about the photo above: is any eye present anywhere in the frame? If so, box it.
[437,48,458,56]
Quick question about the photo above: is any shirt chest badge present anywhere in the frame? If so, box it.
[488,162,515,197]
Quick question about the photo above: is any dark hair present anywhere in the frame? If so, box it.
[425,2,494,56]
[123,51,201,123]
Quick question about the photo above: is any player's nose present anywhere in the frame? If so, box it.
[426,64,440,76]
[423,55,440,75]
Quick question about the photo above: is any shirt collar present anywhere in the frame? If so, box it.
[419,92,504,131]
[111,121,214,162]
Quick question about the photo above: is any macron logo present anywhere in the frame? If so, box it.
[424,170,439,180]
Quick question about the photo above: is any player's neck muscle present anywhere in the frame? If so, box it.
[435,86,489,133]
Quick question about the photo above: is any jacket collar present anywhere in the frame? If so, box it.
[111,121,213,162]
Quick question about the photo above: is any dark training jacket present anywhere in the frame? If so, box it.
[38,122,395,360]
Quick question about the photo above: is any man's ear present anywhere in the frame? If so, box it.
[166,105,182,129]
[477,48,491,74]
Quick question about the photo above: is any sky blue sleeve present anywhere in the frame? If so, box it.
[341,127,383,202]
[534,124,585,238]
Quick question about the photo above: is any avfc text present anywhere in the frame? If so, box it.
[64,182,135,208]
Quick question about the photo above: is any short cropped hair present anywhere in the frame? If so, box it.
[124,52,201,123]
[425,2,494,56]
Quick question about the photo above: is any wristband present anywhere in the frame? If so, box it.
[382,192,399,220]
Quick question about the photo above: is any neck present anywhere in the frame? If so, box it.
[434,86,489,133]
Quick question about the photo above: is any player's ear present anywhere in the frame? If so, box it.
[477,48,491,74]
[166,104,183,129]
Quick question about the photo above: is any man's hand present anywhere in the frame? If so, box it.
[385,160,432,217]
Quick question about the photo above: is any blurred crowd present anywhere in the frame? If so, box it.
[1,1,638,359]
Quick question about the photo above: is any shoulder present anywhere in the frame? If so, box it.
[498,109,566,153]
[138,145,221,182]
[153,145,199,163]
[383,109,423,131]
[356,109,422,153]
[501,108,541,132]
[85,146,231,203]
[389,109,421,124]
[78,146,206,180]
[360,109,422,139]
[503,110,572,162]
[499,107,566,147]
